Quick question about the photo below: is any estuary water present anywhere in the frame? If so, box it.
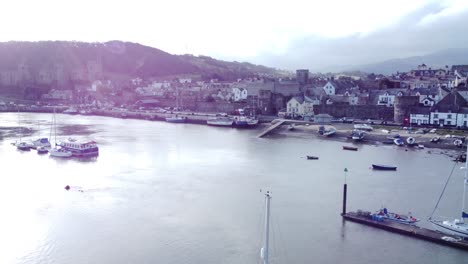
[0,113,467,264]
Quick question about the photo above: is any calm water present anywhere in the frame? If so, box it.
[1,113,467,264]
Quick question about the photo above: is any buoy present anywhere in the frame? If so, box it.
[65,185,70,191]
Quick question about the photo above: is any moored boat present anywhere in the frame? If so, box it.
[373,208,419,225]
[37,146,49,154]
[57,138,99,157]
[49,147,72,158]
[351,129,365,141]
[429,144,468,238]
[288,124,296,131]
[354,124,373,131]
[394,138,404,146]
[431,136,440,143]
[207,117,233,127]
[343,146,358,151]
[406,137,417,147]
[454,139,463,147]
[233,116,258,128]
[372,164,397,170]
[306,155,319,160]
[29,138,51,149]
[16,142,31,151]
[319,126,336,137]
[166,116,186,123]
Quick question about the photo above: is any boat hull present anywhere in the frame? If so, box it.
[343,146,358,151]
[372,164,397,170]
[430,219,468,238]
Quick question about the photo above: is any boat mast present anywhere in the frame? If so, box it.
[463,144,468,223]
[261,191,271,264]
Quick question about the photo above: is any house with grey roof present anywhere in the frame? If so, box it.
[430,91,467,127]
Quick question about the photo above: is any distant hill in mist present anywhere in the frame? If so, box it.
[0,41,280,83]
[350,48,468,74]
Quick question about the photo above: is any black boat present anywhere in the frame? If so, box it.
[307,156,319,160]
[372,164,397,170]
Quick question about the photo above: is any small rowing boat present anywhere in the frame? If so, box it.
[372,164,397,170]
[343,146,358,151]
[306,156,319,160]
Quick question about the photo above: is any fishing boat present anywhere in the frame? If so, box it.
[406,137,417,147]
[394,138,404,146]
[319,126,336,137]
[351,129,365,141]
[306,155,319,160]
[206,117,233,127]
[343,146,358,151]
[373,208,419,225]
[431,136,440,143]
[233,116,259,128]
[58,138,99,157]
[429,144,468,238]
[372,164,397,170]
[165,116,186,123]
[354,124,373,131]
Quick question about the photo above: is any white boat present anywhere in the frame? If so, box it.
[319,126,336,137]
[37,146,49,154]
[406,137,416,146]
[29,138,51,149]
[57,138,99,157]
[354,124,373,131]
[49,108,73,158]
[288,124,296,131]
[207,117,233,127]
[372,208,419,225]
[394,138,405,146]
[351,130,365,141]
[63,107,78,114]
[165,116,186,123]
[233,116,259,128]
[429,144,468,238]
[454,139,463,147]
[49,147,72,158]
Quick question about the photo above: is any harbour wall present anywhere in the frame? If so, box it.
[314,105,394,121]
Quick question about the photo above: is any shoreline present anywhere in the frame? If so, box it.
[1,110,466,158]
[259,123,467,158]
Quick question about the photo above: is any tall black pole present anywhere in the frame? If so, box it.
[342,168,348,216]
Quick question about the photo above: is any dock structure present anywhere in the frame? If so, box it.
[343,212,468,250]
[341,184,468,251]
[257,119,287,138]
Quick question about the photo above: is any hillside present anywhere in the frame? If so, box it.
[351,48,468,75]
[0,41,280,84]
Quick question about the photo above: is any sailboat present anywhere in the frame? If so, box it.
[166,87,186,123]
[260,191,271,264]
[429,144,468,238]
[49,108,72,158]
[16,108,30,151]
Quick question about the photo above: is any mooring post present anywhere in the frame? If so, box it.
[342,168,348,216]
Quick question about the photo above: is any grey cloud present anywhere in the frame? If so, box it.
[239,2,468,73]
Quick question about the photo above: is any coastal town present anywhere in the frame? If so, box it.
[1,62,468,129]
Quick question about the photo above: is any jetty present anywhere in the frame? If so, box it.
[341,184,468,251]
[257,119,287,137]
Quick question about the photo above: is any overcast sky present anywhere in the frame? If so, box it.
[1,0,467,71]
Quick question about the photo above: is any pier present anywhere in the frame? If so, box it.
[257,119,313,138]
[341,184,468,251]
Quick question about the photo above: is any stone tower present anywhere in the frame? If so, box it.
[394,96,419,124]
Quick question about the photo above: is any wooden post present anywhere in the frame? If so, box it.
[342,183,347,216]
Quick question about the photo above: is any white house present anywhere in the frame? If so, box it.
[286,96,314,117]
[409,108,431,125]
[232,87,248,101]
[431,111,457,126]
[323,81,336,95]
[429,92,467,126]
[456,110,468,127]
